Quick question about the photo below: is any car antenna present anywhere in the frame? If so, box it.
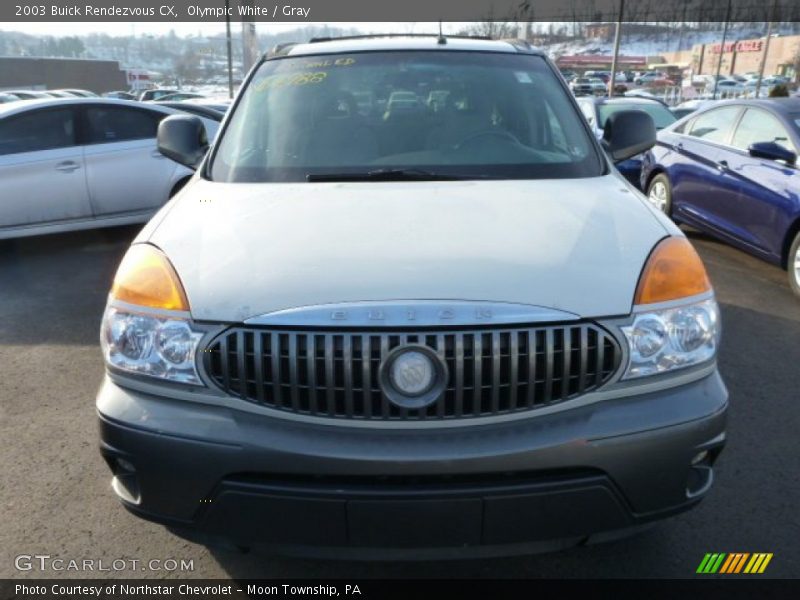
[437,21,447,45]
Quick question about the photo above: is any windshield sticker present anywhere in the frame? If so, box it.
[515,71,533,84]
[282,57,357,71]
[253,71,328,92]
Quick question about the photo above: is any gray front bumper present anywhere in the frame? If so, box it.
[97,369,728,554]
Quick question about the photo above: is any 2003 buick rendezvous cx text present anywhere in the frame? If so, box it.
[97,36,728,557]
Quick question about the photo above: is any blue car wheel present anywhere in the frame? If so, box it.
[789,231,800,298]
[646,173,672,216]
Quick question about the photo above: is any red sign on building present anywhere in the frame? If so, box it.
[710,39,764,54]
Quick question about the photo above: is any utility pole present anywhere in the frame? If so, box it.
[225,0,233,99]
[240,0,259,74]
[712,0,732,100]
[609,0,624,97]
[755,7,776,98]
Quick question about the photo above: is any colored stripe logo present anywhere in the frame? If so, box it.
[697,553,773,574]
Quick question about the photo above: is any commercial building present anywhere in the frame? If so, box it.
[0,56,127,93]
[661,34,800,80]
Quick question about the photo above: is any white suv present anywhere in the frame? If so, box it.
[97,36,728,558]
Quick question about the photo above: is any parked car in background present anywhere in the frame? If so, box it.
[97,35,727,557]
[641,98,800,296]
[670,106,696,119]
[155,101,225,138]
[46,90,78,98]
[2,90,53,100]
[559,69,576,82]
[706,79,745,96]
[183,98,231,113]
[138,89,179,102]
[569,77,595,96]
[0,92,20,104]
[584,70,610,83]
[742,77,788,97]
[59,88,98,97]
[587,77,608,95]
[0,98,218,239]
[624,89,658,99]
[635,71,674,87]
[103,91,137,100]
[577,96,677,186]
[155,92,206,102]
[670,99,715,120]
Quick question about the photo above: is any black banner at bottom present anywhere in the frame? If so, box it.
[2,579,799,600]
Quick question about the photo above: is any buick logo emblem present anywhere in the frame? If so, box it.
[379,345,448,410]
[390,351,435,396]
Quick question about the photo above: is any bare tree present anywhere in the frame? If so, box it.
[460,7,520,39]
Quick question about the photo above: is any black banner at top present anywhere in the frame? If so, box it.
[4,0,800,23]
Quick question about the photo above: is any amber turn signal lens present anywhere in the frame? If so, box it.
[634,237,711,305]
[111,244,189,311]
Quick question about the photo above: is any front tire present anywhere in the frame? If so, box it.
[647,173,673,216]
[788,231,800,298]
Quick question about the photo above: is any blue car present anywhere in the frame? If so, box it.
[576,96,677,187]
[641,99,800,297]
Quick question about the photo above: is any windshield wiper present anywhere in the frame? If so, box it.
[307,168,479,182]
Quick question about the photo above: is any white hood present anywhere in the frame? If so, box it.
[146,176,669,321]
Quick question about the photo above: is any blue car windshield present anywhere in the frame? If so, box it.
[210,51,604,182]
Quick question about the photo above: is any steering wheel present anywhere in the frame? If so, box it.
[454,129,521,150]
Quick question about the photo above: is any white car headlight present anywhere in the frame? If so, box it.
[101,306,204,384]
[101,244,204,385]
[621,297,720,379]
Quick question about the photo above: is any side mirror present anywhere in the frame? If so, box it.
[601,110,656,162]
[157,115,208,170]
[748,141,796,165]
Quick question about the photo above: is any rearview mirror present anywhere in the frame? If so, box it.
[157,115,209,170]
[748,141,796,165]
[601,110,656,162]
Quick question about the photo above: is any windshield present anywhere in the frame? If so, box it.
[598,103,677,130]
[210,51,603,182]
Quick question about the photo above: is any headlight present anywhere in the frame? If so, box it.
[101,306,203,384]
[101,243,203,385]
[621,236,720,379]
[621,297,720,379]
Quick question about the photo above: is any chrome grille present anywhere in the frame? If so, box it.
[203,324,622,421]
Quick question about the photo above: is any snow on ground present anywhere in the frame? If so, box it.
[543,24,793,58]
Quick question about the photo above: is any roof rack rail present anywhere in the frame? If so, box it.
[308,33,492,43]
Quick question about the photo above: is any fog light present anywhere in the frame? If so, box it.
[691,450,709,465]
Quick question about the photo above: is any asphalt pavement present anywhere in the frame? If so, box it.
[0,224,798,579]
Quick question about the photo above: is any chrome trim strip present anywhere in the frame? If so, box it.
[244,300,580,327]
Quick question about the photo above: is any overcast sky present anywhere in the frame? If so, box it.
[4,22,468,37]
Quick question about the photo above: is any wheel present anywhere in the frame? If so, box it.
[646,173,672,216]
[788,231,800,298]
